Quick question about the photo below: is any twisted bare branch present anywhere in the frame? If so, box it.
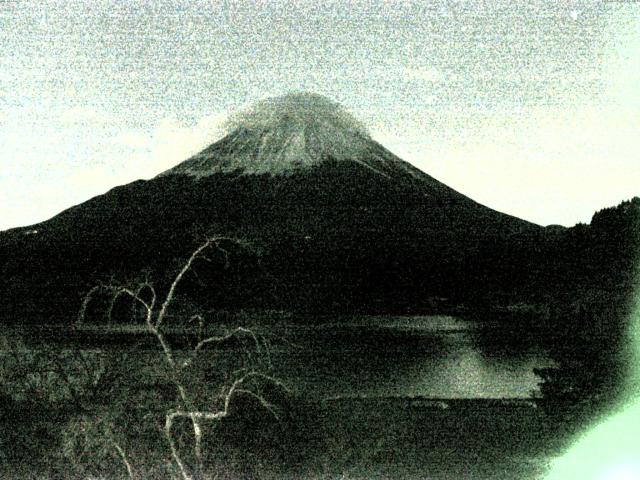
[78,283,154,326]
[108,434,136,480]
[164,369,284,480]
[76,236,282,480]
[156,237,234,330]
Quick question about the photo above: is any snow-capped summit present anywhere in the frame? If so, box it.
[162,93,410,177]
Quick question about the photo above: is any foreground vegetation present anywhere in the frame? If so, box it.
[1,196,638,478]
[0,316,605,479]
[1,237,287,479]
[0,331,578,480]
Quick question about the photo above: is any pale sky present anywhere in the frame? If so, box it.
[1,0,639,230]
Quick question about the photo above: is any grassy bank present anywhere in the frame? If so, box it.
[0,325,585,479]
[0,391,581,479]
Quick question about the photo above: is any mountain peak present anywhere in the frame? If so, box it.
[226,92,370,139]
[162,92,382,176]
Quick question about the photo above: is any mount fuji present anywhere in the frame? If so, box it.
[1,93,549,323]
[164,93,442,182]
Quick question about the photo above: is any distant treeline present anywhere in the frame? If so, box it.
[533,198,639,414]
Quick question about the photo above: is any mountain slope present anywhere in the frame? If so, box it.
[0,93,543,323]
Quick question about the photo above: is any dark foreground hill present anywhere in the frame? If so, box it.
[0,160,541,322]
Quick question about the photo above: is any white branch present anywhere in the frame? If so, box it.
[77,236,282,480]
[79,283,153,326]
[164,370,285,480]
[194,326,257,353]
[109,437,135,480]
[77,285,102,324]
[164,414,193,480]
[155,236,237,330]
[134,281,157,316]
[157,238,214,329]
[232,389,280,420]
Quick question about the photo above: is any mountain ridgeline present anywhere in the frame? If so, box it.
[0,94,638,328]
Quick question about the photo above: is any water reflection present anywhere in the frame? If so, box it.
[270,316,552,399]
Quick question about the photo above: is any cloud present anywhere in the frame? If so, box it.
[114,131,150,149]
[0,110,233,230]
[112,112,228,178]
[60,106,110,124]
[149,113,228,170]
[404,67,444,82]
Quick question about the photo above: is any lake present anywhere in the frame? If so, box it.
[24,314,553,401]
[247,315,552,399]
[2,315,563,479]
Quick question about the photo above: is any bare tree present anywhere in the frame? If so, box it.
[78,237,286,480]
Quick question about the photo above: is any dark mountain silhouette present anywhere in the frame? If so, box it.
[0,94,635,326]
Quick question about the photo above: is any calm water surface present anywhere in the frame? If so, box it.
[27,315,552,400]
[266,316,552,399]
